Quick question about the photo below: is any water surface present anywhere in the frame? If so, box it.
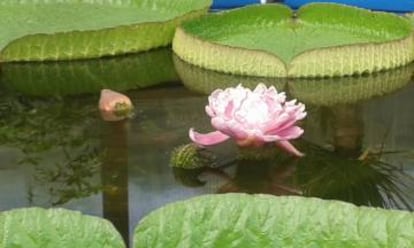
[1,49,414,245]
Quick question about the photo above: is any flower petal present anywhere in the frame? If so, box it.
[262,126,304,142]
[253,83,267,94]
[276,140,304,157]
[211,117,249,140]
[189,128,230,146]
[276,126,304,140]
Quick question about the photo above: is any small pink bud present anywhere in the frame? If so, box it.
[99,89,134,122]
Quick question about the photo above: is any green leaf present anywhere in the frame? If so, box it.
[405,13,414,26]
[173,3,413,77]
[134,193,414,247]
[0,207,125,248]
[0,0,211,61]
[0,48,178,96]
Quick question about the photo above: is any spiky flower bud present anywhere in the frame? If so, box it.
[170,143,216,169]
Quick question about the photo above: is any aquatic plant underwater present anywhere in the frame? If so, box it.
[0,91,103,206]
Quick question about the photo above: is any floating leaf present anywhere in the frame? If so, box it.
[0,207,125,248]
[0,0,211,61]
[173,3,413,77]
[134,193,414,247]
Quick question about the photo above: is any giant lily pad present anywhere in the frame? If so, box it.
[0,0,211,61]
[134,193,414,247]
[173,3,413,78]
[0,207,125,247]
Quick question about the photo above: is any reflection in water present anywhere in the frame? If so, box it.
[0,48,178,96]
[102,121,129,246]
[31,146,102,206]
[288,64,414,106]
[174,55,413,106]
[0,92,102,206]
[172,167,206,187]
[170,60,414,209]
[172,140,414,209]
[295,142,413,209]
[216,159,301,196]
[173,55,286,94]
[0,90,131,244]
[311,104,365,157]
[0,50,414,245]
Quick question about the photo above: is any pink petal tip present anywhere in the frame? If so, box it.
[189,129,230,147]
[276,140,304,157]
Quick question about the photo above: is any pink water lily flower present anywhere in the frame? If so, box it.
[99,89,134,122]
[189,83,307,157]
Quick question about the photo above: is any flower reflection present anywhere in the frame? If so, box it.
[171,141,414,210]
[216,160,301,196]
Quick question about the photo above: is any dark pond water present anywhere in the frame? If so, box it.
[1,48,414,246]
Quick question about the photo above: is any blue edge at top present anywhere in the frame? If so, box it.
[212,0,414,13]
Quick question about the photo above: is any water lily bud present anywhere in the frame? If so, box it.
[170,143,216,169]
[99,89,134,121]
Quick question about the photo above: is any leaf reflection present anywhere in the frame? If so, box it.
[294,142,414,210]
[174,54,413,106]
[0,48,178,96]
[171,140,414,210]
[0,92,103,206]
[33,146,102,206]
